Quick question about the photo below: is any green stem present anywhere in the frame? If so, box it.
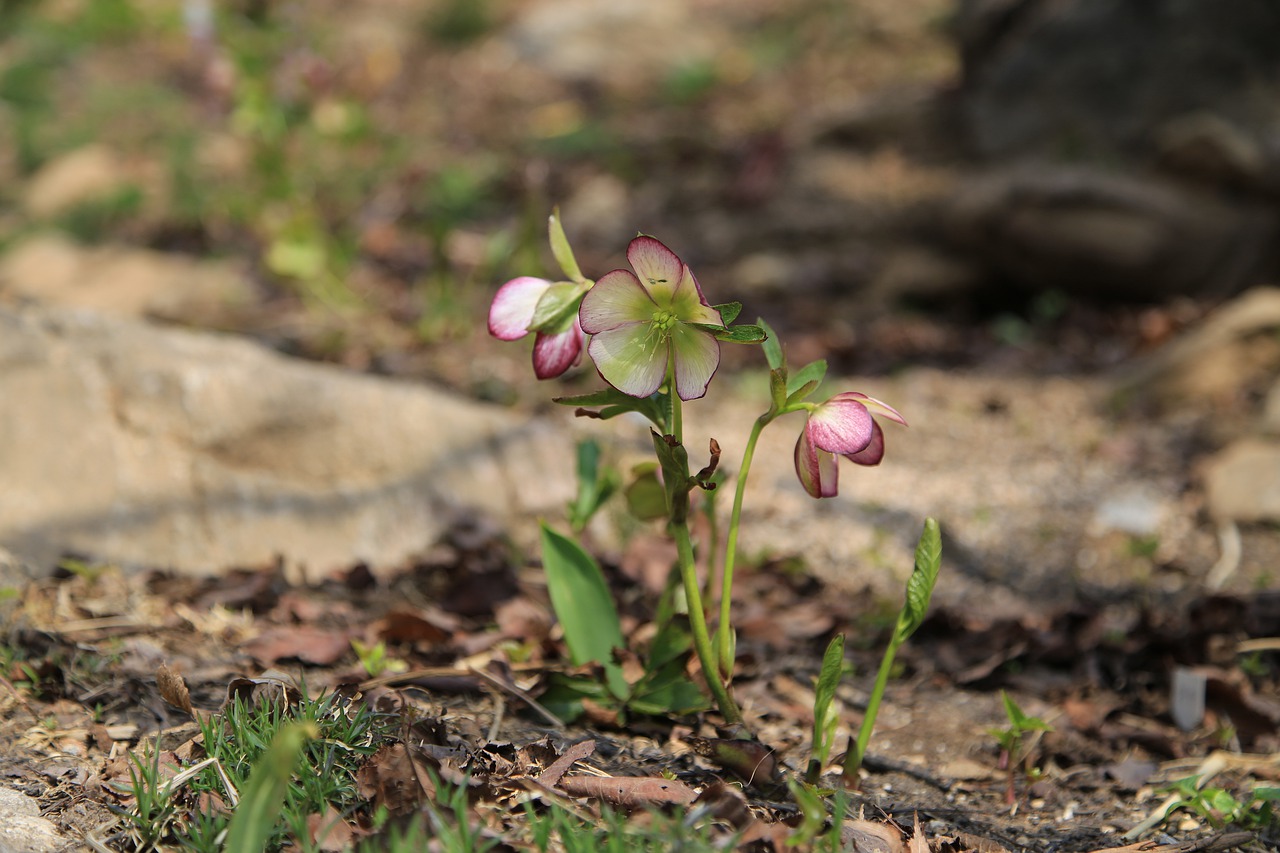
[843,631,903,782]
[715,414,770,679]
[673,520,744,726]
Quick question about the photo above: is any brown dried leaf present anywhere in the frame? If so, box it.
[306,803,356,851]
[355,743,438,816]
[558,774,697,807]
[377,607,455,644]
[156,664,194,716]
[536,739,595,788]
[244,626,353,665]
[684,736,779,786]
[693,781,752,830]
[842,819,905,853]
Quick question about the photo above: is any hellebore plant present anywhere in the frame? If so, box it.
[490,212,940,745]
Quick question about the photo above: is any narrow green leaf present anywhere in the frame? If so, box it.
[896,517,942,641]
[784,380,820,407]
[807,634,845,779]
[768,367,788,413]
[223,721,318,852]
[567,439,618,532]
[691,323,767,344]
[759,317,784,371]
[548,208,585,283]
[554,389,667,430]
[786,359,827,397]
[540,524,629,699]
[713,301,743,325]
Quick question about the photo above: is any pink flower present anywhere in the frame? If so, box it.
[488,276,586,380]
[578,236,724,400]
[794,392,907,498]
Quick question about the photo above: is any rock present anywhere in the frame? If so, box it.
[953,0,1280,183]
[0,306,574,579]
[1111,287,1280,407]
[22,145,134,220]
[1204,439,1280,523]
[0,233,258,325]
[0,788,66,853]
[506,0,722,91]
[943,167,1279,300]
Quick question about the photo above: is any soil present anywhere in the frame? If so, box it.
[1,0,1278,850]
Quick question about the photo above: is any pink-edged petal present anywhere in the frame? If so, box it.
[587,323,668,398]
[806,397,875,455]
[627,235,683,303]
[669,323,720,401]
[827,392,908,427]
[532,319,584,379]
[671,265,723,326]
[579,269,655,334]
[795,429,839,498]
[488,276,551,340]
[844,419,886,466]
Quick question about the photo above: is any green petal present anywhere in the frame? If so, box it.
[671,266,723,326]
[580,269,656,334]
[669,323,720,400]
[587,323,669,398]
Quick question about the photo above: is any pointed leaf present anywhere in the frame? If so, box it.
[691,323,767,344]
[555,388,668,430]
[769,367,788,413]
[786,359,827,397]
[549,208,585,283]
[807,634,845,779]
[785,380,820,407]
[758,317,784,370]
[540,524,629,699]
[713,301,743,325]
[896,517,942,641]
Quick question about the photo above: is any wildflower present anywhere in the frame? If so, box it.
[488,276,586,379]
[794,392,907,498]
[578,236,724,400]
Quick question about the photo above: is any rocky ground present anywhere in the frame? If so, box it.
[1,0,1279,850]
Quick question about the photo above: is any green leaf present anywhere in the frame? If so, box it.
[553,388,668,431]
[786,359,827,397]
[713,301,742,325]
[895,517,942,642]
[624,464,668,521]
[628,657,707,716]
[759,317,784,371]
[567,439,619,532]
[528,281,586,333]
[691,323,767,344]
[650,430,693,523]
[768,367,788,413]
[540,524,629,699]
[807,634,845,780]
[223,721,318,853]
[548,208,585,283]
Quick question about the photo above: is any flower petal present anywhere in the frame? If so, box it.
[579,269,655,334]
[827,392,908,427]
[669,323,720,400]
[587,323,668,398]
[844,419,885,466]
[627,236,684,304]
[806,397,875,455]
[671,265,723,326]
[532,319,584,379]
[795,429,839,498]
[489,276,551,340]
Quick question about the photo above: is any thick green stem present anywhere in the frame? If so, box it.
[843,632,903,782]
[715,414,770,679]
[673,520,744,726]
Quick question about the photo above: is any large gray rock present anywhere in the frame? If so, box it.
[0,788,65,853]
[0,306,573,579]
[942,167,1279,300]
[954,0,1280,187]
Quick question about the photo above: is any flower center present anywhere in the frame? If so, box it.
[651,309,678,332]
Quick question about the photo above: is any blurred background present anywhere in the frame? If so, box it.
[5,0,1278,398]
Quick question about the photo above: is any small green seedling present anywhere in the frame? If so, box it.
[806,634,846,783]
[352,638,408,678]
[842,517,942,784]
[1158,776,1280,832]
[988,690,1053,805]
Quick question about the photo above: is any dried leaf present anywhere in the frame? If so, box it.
[557,774,697,807]
[841,819,905,853]
[536,739,596,788]
[244,626,353,666]
[156,664,194,716]
[355,743,438,816]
